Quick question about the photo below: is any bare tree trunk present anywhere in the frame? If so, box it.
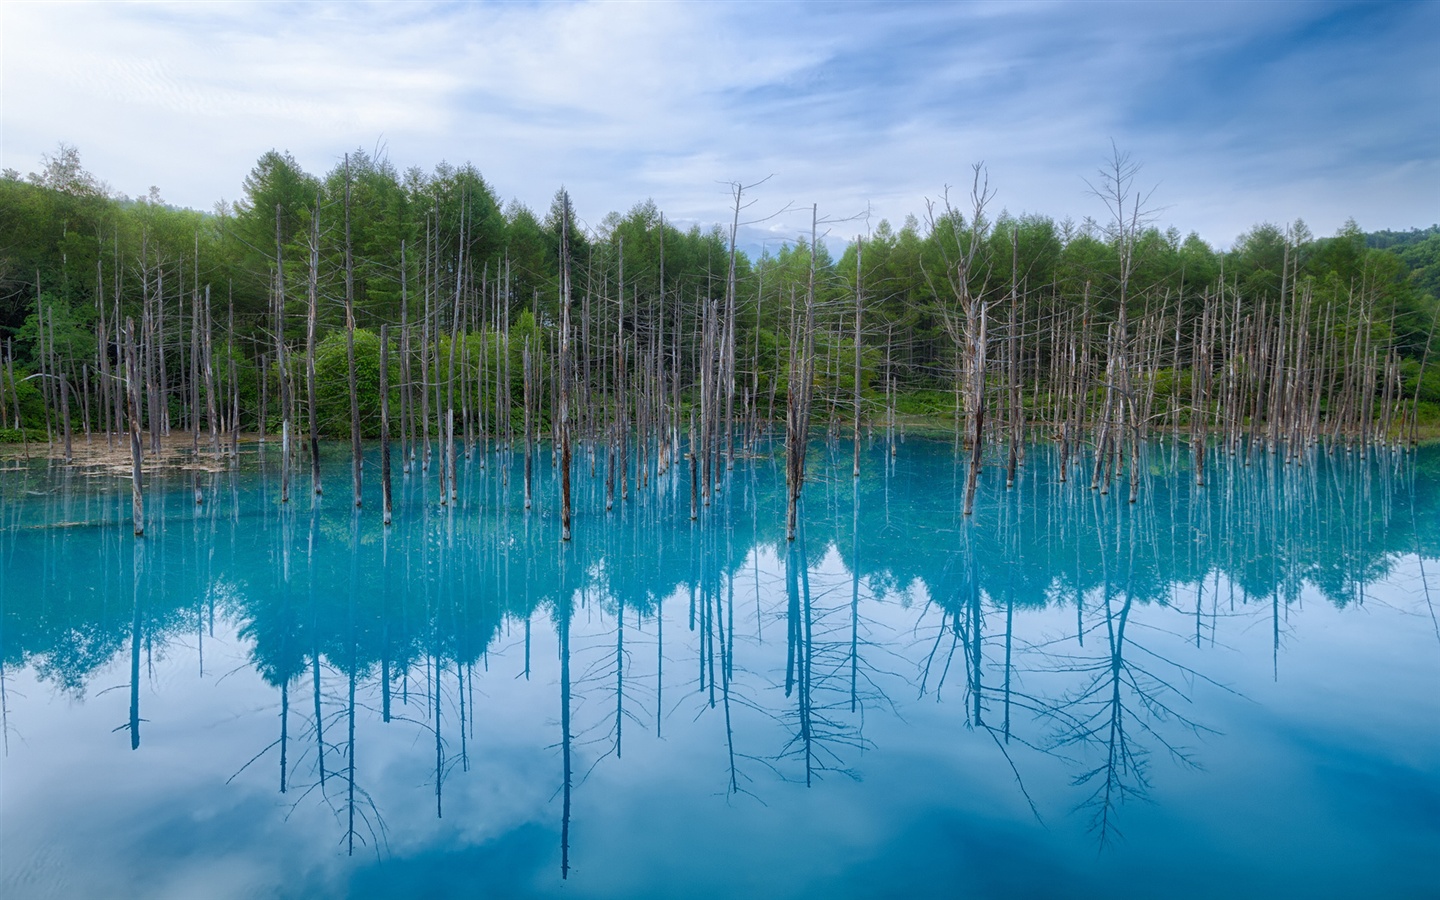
[228,287,240,458]
[785,206,820,540]
[558,196,574,542]
[258,352,267,446]
[1193,299,1210,487]
[6,341,27,459]
[1006,231,1019,489]
[0,341,9,432]
[699,295,712,507]
[275,204,292,504]
[400,241,413,472]
[689,408,698,522]
[96,259,113,445]
[125,319,144,536]
[445,203,466,507]
[853,235,863,478]
[81,363,91,442]
[145,296,162,455]
[619,284,630,503]
[307,197,322,494]
[963,300,987,516]
[156,266,170,438]
[187,283,203,455]
[380,324,393,525]
[523,338,534,510]
[112,240,125,447]
[421,217,433,473]
[203,285,220,456]
[59,372,73,463]
[35,279,53,445]
[344,156,363,507]
[723,183,744,472]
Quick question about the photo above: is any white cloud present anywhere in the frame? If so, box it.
[1,1,1434,249]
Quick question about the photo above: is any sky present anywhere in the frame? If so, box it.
[1,0,1436,254]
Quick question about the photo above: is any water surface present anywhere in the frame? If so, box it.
[2,439,1437,898]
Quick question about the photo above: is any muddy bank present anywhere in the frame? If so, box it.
[0,430,267,474]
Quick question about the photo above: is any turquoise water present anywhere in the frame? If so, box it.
[2,438,1438,899]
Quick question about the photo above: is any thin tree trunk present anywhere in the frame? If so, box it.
[203,285,220,456]
[380,324,393,525]
[523,338,533,510]
[558,197,574,541]
[785,206,820,540]
[125,319,144,536]
[307,197,322,494]
[853,235,863,478]
[344,156,363,506]
[59,372,73,463]
[276,203,293,504]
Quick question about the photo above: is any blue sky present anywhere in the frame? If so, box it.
[2,0,1435,252]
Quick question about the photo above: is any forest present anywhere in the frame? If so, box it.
[2,144,1438,525]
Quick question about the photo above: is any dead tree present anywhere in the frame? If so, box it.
[344,156,363,507]
[124,318,144,535]
[785,206,821,541]
[853,235,863,478]
[928,166,996,516]
[380,324,393,525]
[558,195,575,542]
[306,195,322,495]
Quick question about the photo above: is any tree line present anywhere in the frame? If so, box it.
[2,145,1438,519]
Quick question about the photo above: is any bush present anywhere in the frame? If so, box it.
[0,367,48,430]
[313,329,398,439]
[0,427,46,444]
[894,389,953,417]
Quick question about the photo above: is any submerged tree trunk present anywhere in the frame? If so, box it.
[307,196,322,495]
[203,285,220,457]
[344,156,363,507]
[854,235,863,478]
[785,205,820,541]
[523,338,534,510]
[275,204,292,504]
[125,318,144,536]
[558,196,574,542]
[380,324,393,526]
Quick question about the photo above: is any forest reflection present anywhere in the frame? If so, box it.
[2,438,1437,864]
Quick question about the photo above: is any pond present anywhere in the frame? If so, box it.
[2,437,1437,899]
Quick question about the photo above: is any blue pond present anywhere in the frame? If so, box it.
[2,437,1438,898]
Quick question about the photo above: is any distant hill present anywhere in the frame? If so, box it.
[1369,226,1440,301]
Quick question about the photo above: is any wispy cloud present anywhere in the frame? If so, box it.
[2,0,1434,248]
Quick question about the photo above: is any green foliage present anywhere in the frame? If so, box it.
[0,365,48,430]
[313,329,396,439]
[0,427,36,443]
[14,294,96,369]
[4,144,1440,442]
[1412,401,1440,433]
[1401,358,1440,403]
[894,389,953,417]
[1372,226,1440,302]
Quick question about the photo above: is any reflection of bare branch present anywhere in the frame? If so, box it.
[1036,588,1216,847]
[235,666,392,861]
[0,657,23,756]
[1410,468,1440,647]
[771,535,881,787]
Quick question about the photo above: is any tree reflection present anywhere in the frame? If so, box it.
[776,518,877,786]
[1,440,1437,867]
[555,561,574,880]
[1042,504,1200,846]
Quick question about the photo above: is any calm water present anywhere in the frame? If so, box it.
[2,437,1438,899]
